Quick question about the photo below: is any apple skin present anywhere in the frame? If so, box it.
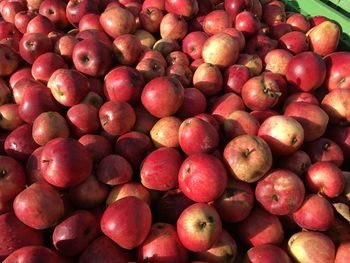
[255,169,305,215]
[54,34,78,62]
[210,92,245,124]
[194,229,237,263]
[214,179,254,223]
[79,13,103,31]
[165,0,199,19]
[5,124,39,161]
[141,76,184,118]
[26,14,55,35]
[324,52,350,91]
[66,0,99,27]
[235,11,261,38]
[139,7,163,33]
[286,51,326,92]
[269,22,292,39]
[39,0,69,29]
[97,154,133,186]
[3,246,58,263]
[113,34,142,66]
[40,137,93,188]
[245,33,278,60]
[106,182,151,206]
[262,2,286,26]
[178,153,228,203]
[150,116,181,148]
[246,244,292,263]
[13,181,64,230]
[67,103,100,137]
[203,10,232,36]
[283,92,319,110]
[32,111,70,146]
[321,88,350,125]
[0,21,22,42]
[236,206,284,247]
[288,231,335,263]
[225,0,253,21]
[179,117,219,155]
[305,161,344,198]
[0,212,44,261]
[277,150,311,176]
[304,137,344,167]
[177,88,207,118]
[153,38,181,57]
[53,210,98,256]
[12,79,44,104]
[140,147,182,191]
[0,155,25,203]
[237,53,263,76]
[99,7,135,39]
[182,31,208,60]
[0,103,24,131]
[264,49,293,76]
[223,110,260,139]
[287,13,310,33]
[25,146,45,185]
[137,223,189,262]
[292,194,334,231]
[79,236,132,263]
[223,134,273,183]
[1,1,26,24]
[78,134,112,163]
[9,67,33,88]
[284,102,329,142]
[101,196,152,250]
[202,32,239,69]
[136,57,165,82]
[193,62,223,96]
[177,202,222,252]
[0,44,19,77]
[258,115,304,156]
[166,63,193,87]
[223,64,250,94]
[278,31,309,55]
[334,242,350,263]
[160,13,188,40]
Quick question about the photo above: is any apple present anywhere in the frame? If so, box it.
[39,0,69,29]
[255,169,305,215]
[278,31,309,54]
[101,196,152,249]
[246,244,292,263]
[324,51,350,91]
[40,137,93,188]
[225,0,253,21]
[192,62,223,96]
[97,154,133,186]
[3,246,58,263]
[67,103,100,136]
[0,21,22,43]
[136,57,165,82]
[258,115,304,156]
[283,92,319,110]
[178,117,219,155]
[113,34,142,66]
[264,49,293,76]
[194,229,237,262]
[306,161,344,198]
[166,63,193,87]
[1,1,25,24]
[79,13,103,31]
[286,13,310,32]
[0,212,44,261]
[139,7,163,33]
[177,202,222,252]
[12,79,45,105]
[321,88,350,125]
[304,137,344,167]
[138,223,189,262]
[292,194,334,231]
[0,104,24,131]
[237,53,263,76]
[245,33,278,60]
[202,32,239,69]
[203,10,232,35]
[134,29,157,48]
[48,68,90,107]
[223,64,250,94]
[69,174,109,209]
[269,22,292,39]
[178,153,228,202]
[235,11,261,38]
[14,10,36,34]
[150,116,181,148]
[160,13,188,40]
[182,31,208,60]
[153,38,180,57]
[25,146,45,185]
[99,7,135,39]
[53,210,98,256]
[78,134,112,162]
[241,73,281,111]
[166,51,190,66]
[335,242,350,263]
[307,21,340,56]
[106,182,151,206]
[54,34,78,62]
[223,110,259,139]
[114,131,153,168]
[32,111,69,145]
[214,179,254,223]
[5,124,39,161]
[26,14,55,35]
[236,206,284,247]
[9,67,33,88]
[79,236,132,263]
[262,2,286,26]
[13,181,64,230]
[222,27,245,51]
[165,0,199,19]
[66,0,98,27]
[288,231,335,263]
[277,150,311,176]
[177,87,207,118]
[0,44,19,77]
[19,32,53,64]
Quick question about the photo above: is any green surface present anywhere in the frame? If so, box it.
[281,0,350,50]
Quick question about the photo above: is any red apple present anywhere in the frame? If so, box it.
[245,33,278,60]
[177,87,207,118]
[264,49,293,76]
[0,212,44,261]
[210,92,245,124]
[0,103,24,131]
[106,182,151,206]
[78,13,103,31]
[32,111,69,145]
[255,169,305,215]
[177,202,222,252]
[258,115,304,156]
[246,244,292,263]
[181,31,208,60]
[113,34,142,66]
[3,246,58,263]
[153,38,180,56]
[40,137,93,188]
[193,62,223,96]
[223,64,250,94]
[203,10,232,35]
[165,0,199,19]
[150,116,181,148]
[54,34,78,62]
[14,10,36,34]
[139,7,163,33]
[25,146,45,185]
[142,0,165,10]
[39,0,69,29]
[279,31,309,55]
[166,63,193,87]
[53,210,98,256]
[225,0,252,21]
[262,1,286,26]
[138,223,189,262]
[136,57,166,82]
[288,231,335,263]
[222,27,245,51]
[178,153,228,202]
[236,206,284,247]
[250,109,279,124]
[214,179,254,223]
[13,182,64,229]
[321,88,350,125]
[19,32,53,64]
[283,92,319,110]
[97,154,133,186]
[9,67,33,88]
[166,51,190,66]
[286,13,310,33]
[324,52,350,91]
[66,0,98,27]
[0,44,19,76]
[235,11,261,38]
[0,21,22,42]
[223,110,259,139]
[101,196,152,249]
[269,22,292,39]
[335,242,350,263]
[277,150,311,176]
[292,194,334,231]
[78,134,112,162]
[26,15,55,35]
[237,53,263,76]
[1,1,25,24]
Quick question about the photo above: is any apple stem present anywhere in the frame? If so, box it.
[0,169,6,177]
[243,148,255,158]
[291,137,298,145]
[323,143,330,151]
[42,159,51,163]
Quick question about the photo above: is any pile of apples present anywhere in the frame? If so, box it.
[1,0,350,262]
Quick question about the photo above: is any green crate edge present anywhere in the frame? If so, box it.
[281,0,350,51]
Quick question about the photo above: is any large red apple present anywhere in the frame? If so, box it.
[165,0,199,19]
[324,52,350,91]
[39,0,69,29]
[278,31,309,55]
[160,13,188,40]
[0,104,24,131]
[182,31,208,60]
[223,64,250,94]
[66,0,99,27]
